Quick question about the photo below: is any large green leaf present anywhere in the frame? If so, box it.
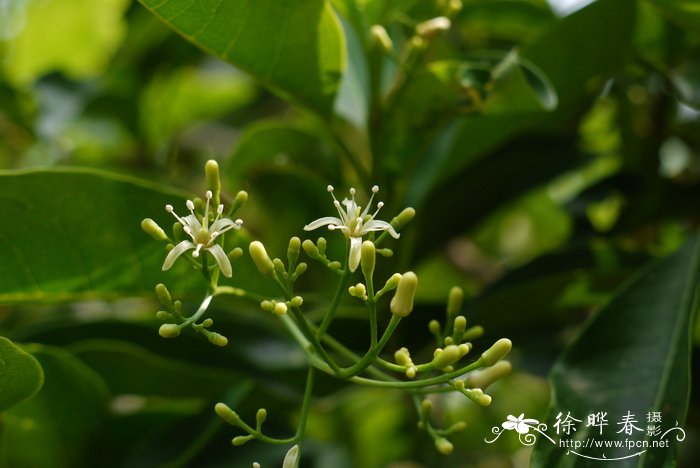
[531,235,700,467]
[0,336,43,411]
[138,0,346,116]
[1,345,110,468]
[0,168,193,303]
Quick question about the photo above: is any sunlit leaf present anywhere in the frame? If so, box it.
[531,236,700,467]
[0,337,43,411]
[138,0,346,116]
[1,0,130,86]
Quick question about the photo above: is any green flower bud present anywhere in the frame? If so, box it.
[302,239,319,257]
[361,241,376,280]
[141,218,168,241]
[349,283,367,300]
[249,241,275,275]
[230,190,248,214]
[172,222,183,241]
[481,338,512,366]
[416,16,451,38]
[464,388,491,406]
[446,421,467,434]
[421,398,432,415]
[453,315,467,333]
[288,236,301,266]
[409,36,426,51]
[273,302,288,315]
[406,366,417,379]
[158,323,180,338]
[283,445,299,468]
[273,258,286,277]
[428,319,441,335]
[260,300,274,312]
[381,273,402,293]
[292,262,307,279]
[435,437,454,455]
[233,435,254,446]
[155,283,172,306]
[202,318,214,327]
[256,408,268,427]
[228,247,243,261]
[155,311,171,320]
[205,159,221,202]
[208,332,228,347]
[447,286,463,318]
[463,325,484,341]
[173,300,182,315]
[370,24,393,54]
[328,261,341,270]
[447,0,463,16]
[377,248,393,257]
[390,271,418,317]
[316,237,327,255]
[289,296,303,307]
[432,344,462,370]
[215,402,241,425]
[465,360,512,390]
[394,347,413,366]
[391,207,416,232]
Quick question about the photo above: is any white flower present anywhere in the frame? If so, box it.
[502,414,539,434]
[304,185,399,272]
[163,191,242,277]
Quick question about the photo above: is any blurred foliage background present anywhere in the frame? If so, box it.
[1,0,700,466]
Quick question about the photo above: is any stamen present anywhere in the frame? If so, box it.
[186,200,195,211]
[165,205,174,212]
[205,190,213,199]
[363,185,379,217]
[349,187,356,196]
[217,204,224,214]
[192,244,203,257]
[166,205,187,225]
[370,201,385,220]
[372,185,379,193]
[327,185,334,192]
[235,219,243,226]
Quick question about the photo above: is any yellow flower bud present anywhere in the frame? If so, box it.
[230,190,248,214]
[302,239,318,257]
[208,332,228,347]
[256,408,267,427]
[447,286,463,317]
[249,241,274,275]
[228,247,243,261]
[288,236,301,265]
[432,344,462,370]
[205,160,221,201]
[435,437,454,455]
[158,323,180,338]
[391,207,416,232]
[155,283,171,306]
[141,218,168,241]
[370,24,393,54]
[289,296,303,307]
[361,240,376,280]
[416,16,451,38]
[273,302,288,315]
[465,360,512,390]
[481,338,512,366]
[390,271,418,317]
[215,402,240,425]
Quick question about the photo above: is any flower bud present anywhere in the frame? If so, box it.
[228,247,243,261]
[287,236,301,266]
[349,283,368,300]
[215,402,241,425]
[390,271,418,317]
[302,239,319,257]
[292,262,307,279]
[465,360,512,390]
[283,445,299,468]
[141,218,168,241]
[289,296,303,307]
[249,241,274,275]
[481,338,512,366]
[230,190,248,214]
[463,325,484,341]
[155,311,171,320]
[172,222,183,241]
[208,332,228,347]
[370,24,393,54]
[260,300,274,312]
[202,318,214,327]
[273,302,288,315]
[233,435,254,446]
[377,248,393,257]
[394,347,413,366]
[382,273,402,291]
[328,261,341,270]
[273,258,286,277]
[205,160,221,201]
[158,323,180,338]
[361,241,376,280]
[416,16,451,38]
[391,207,415,232]
[155,283,172,306]
[421,398,432,416]
[432,344,462,370]
[428,319,441,335]
[256,408,267,427]
[435,437,454,455]
[316,237,327,255]
[447,0,463,16]
[447,286,463,318]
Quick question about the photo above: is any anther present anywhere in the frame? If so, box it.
[205,190,212,199]
[165,205,174,212]
[186,200,195,211]
[217,204,224,214]
[327,185,334,192]
[372,185,379,193]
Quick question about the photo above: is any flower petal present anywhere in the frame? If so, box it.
[162,240,194,270]
[502,421,517,430]
[207,244,233,277]
[515,422,531,434]
[210,217,240,234]
[185,214,202,231]
[304,216,343,231]
[362,219,400,238]
[348,236,362,272]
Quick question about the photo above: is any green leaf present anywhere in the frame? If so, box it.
[1,0,130,87]
[0,168,195,304]
[138,0,346,116]
[0,337,43,411]
[68,339,241,399]
[531,235,700,467]
[1,345,110,468]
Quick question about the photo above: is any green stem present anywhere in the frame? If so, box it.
[335,315,401,378]
[294,367,315,441]
[349,358,485,389]
[316,262,352,340]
